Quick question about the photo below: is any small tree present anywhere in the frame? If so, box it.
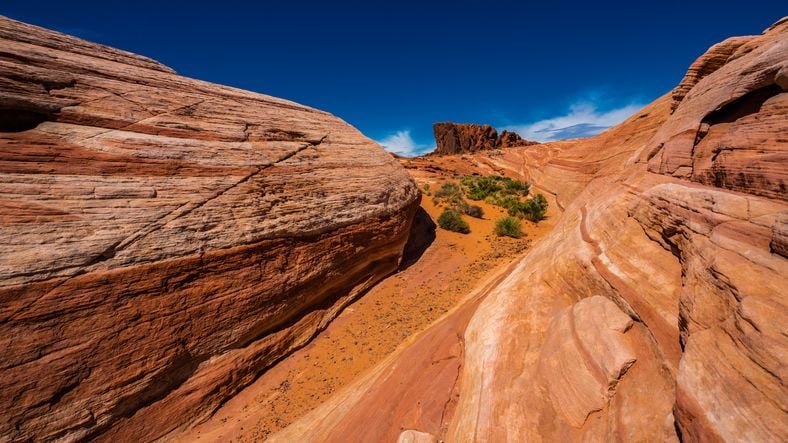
[438,208,470,234]
[494,216,522,238]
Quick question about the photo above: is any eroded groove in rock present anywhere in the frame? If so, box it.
[0,16,419,442]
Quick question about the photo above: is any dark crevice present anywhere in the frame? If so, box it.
[48,381,80,407]
[399,207,436,271]
[694,83,783,146]
[0,109,50,132]
[42,79,77,92]
[673,408,685,442]
[660,229,683,260]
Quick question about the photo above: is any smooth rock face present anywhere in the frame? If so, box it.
[669,36,753,111]
[397,430,438,443]
[273,19,787,442]
[431,122,536,155]
[649,26,787,201]
[0,16,419,442]
[451,19,788,442]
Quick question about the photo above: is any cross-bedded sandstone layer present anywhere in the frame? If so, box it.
[273,18,787,442]
[0,16,420,442]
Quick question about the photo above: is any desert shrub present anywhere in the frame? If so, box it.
[501,177,530,195]
[494,216,522,238]
[487,194,519,210]
[433,182,465,208]
[466,187,488,201]
[477,176,503,194]
[438,208,470,234]
[508,193,548,222]
[462,175,529,201]
[464,204,484,218]
[533,193,548,209]
[463,175,502,200]
[435,182,459,197]
[423,183,430,192]
[460,176,475,187]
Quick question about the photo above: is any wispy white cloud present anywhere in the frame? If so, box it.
[505,100,645,142]
[376,130,434,157]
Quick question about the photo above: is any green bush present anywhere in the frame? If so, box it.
[433,182,465,208]
[533,193,548,209]
[434,182,460,198]
[490,195,520,209]
[494,216,522,238]
[501,177,530,195]
[462,175,530,201]
[423,183,430,192]
[467,187,489,201]
[508,193,548,222]
[438,208,470,234]
[464,204,484,218]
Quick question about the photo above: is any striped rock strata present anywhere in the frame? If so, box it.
[0,16,419,442]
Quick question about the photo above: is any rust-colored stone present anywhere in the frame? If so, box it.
[0,16,419,442]
[432,122,536,155]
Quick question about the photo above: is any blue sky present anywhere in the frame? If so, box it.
[4,1,784,155]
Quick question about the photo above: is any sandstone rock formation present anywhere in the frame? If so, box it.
[273,18,787,442]
[432,122,535,155]
[0,16,419,442]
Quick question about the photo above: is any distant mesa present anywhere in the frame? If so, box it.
[431,122,537,155]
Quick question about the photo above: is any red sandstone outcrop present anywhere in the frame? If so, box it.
[273,18,787,442]
[0,16,419,442]
[431,122,536,155]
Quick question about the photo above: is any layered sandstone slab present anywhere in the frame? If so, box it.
[0,16,419,442]
[275,18,787,442]
[448,19,787,442]
[432,122,536,155]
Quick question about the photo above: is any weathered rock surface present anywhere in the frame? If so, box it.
[275,18,787,442]
[431,122,536,155]
[0,16,419,442]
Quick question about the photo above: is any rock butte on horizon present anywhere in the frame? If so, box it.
[432,122,537,156]
[1,14,787,443]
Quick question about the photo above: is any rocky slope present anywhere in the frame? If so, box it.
[432,122,536,155]
[0,16,419,442]
[273,18,787,442]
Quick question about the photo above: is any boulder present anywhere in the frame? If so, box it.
[0,17,419,442]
